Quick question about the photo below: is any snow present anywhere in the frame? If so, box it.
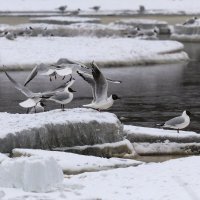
[124,125,198,138]
[133,142,200,155]
[0,156,63,192]
[1,156,200,199]
[0,153,8,163]
[0,108,119,138]
[0,0,200,14]
[0,37,188,69]
[13,148,142,174]
[30,16,101,24]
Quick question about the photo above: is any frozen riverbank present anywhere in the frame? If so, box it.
[0,37,188,69]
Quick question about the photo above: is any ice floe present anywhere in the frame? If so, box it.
[13,148,142,174]
[0,108,123,153]
[0,36,188,69]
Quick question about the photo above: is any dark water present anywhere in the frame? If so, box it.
[1,41,200,133]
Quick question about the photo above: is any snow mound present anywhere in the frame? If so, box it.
[13,148,142,174]
[0,156,63,192]
[0,153,9,163]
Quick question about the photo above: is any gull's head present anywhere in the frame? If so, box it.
[40,102,46,107]
[183,110,191,116]
[112,94,121,100]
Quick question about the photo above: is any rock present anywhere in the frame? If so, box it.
[0,108,123,153]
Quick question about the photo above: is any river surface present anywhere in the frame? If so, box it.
[0,41,200,133]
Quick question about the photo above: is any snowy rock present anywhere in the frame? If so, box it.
[54,139,136,158]
[124,125,200,143]
[0,108,123,153]
[29,16,101,25]
[0,37,188,69]
[13,148,142,174]
[0,156,63,192]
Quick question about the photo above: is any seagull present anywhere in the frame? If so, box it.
[4,69,66,112]
[4,31,17,40]
[24,58,89,86]
[58,5,67,14]
[183,17,198,25]
[90,6,100,12]
[46,77,76,111]
[77,61,120,111]
[28,102,45,114]
[69,8,81,16]
[159,110,191,133]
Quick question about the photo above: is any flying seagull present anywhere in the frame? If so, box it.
[24,58,89,86]
[77,61,120,111]
[90,6,100,12]
[159,110,191,133]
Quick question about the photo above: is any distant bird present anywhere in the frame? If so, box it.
[137,28,158,38]
[77,61,120,111]
[70,8,81,16]
[47,77,76,111]
[4,31,17,40]
[159,110,191,133]
[58,5,67,14]
[183,17,198,25]
[90,6,100,12]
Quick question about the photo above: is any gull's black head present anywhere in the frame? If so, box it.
[40,102,46,107]
[112,94,120,100]
[68,87,76,93]
[186,110,191,116]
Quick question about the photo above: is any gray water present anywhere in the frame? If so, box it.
[1,41,200,133]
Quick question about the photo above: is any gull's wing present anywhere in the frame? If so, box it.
[19,98,37,108]
[56,58,90,69]
[77,70,96,102]
[106,78,122,84]
[49,92,70,102]
[24,63,49,86]
[91,61,108,103]
[39,69,55,76]
[164,116,185,127]
[55,67,73,76]
[5,71,34,98]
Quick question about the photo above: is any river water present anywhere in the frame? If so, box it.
[1,41,200,133]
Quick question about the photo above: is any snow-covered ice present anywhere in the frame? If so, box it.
[0,36,188,69]
[1,156,200,199]
[171,19,200,42]
[0,108,123,153]
[13,148,141,174]
[0,156,63,192]
[0,153,8,163]
[29,16,101,24]
[124,125,200,143]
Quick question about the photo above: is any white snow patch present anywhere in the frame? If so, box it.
[13,148,142,174]
[0,156,63,192]
[0,153,9,163]
[0,108,119,139]
[0,37,188,68]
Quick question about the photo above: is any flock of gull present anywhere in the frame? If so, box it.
[4,57,191,133]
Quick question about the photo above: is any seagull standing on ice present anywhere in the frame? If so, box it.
[160,110,191,133]
[47,78,76,111]
[77,61,120,111]
[183,17,197,25]
[90,6,100,12]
